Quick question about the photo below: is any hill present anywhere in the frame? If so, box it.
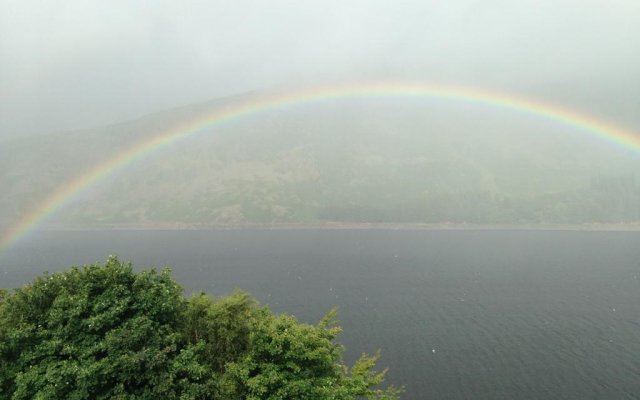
[2,88,639,226]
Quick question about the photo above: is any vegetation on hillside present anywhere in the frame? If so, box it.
[0,256,402,399]
[2,95,639,226]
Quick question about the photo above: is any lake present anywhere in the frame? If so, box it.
[1,229,640,399]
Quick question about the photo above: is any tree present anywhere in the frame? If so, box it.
[0,256,401,399]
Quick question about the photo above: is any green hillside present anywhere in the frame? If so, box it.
[2,91,639,226]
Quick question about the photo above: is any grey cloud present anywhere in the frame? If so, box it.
[1,0,639,138]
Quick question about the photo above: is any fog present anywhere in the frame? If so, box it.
[3,4,640,398]
[1,0,639,138]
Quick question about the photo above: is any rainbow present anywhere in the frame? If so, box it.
[1,81,639,252]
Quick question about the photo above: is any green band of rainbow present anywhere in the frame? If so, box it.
[1,82,639,253]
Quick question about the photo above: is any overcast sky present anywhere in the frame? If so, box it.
[1,0,639,138]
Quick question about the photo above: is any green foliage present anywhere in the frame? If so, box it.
[181,291,255,373]
[0,256,209,399]
[0,257,401,399]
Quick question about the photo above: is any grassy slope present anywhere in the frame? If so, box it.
[2,93,639,226]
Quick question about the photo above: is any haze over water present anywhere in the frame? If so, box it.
[2,1,640,398]
[3,229,640,399]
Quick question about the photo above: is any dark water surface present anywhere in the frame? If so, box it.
[2,229,640,399]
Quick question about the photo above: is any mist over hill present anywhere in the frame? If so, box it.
[2,89,640,227]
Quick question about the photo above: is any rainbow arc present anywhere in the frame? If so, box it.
[1,82,639,252]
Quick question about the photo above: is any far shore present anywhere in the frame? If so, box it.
[20,222,640,232]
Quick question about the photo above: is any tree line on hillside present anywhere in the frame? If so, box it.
[0,257,402,399]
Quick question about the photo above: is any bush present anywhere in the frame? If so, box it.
[0,256,401,399]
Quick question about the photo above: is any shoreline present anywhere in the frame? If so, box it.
[19,222,640,232]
